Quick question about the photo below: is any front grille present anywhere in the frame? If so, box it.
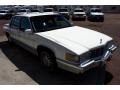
[76,14,84,16]
[80,46,105,64]
[90,46,105,59]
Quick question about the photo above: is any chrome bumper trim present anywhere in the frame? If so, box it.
[80,44,117,69]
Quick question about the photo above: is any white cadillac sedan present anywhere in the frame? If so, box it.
[4,12,117,74]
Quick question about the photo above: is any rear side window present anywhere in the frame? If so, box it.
[10,16,21,29]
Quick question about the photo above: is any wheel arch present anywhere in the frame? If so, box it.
[37,45,56,58]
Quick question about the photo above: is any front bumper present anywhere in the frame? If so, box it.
[72,15,86,19]
[57,44,117,74]
[88,15,104,22]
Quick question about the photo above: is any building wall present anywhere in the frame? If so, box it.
[102,5,120,13]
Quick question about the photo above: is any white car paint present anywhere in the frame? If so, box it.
[36,26,112,55]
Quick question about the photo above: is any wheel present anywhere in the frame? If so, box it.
[39,49,57,72]
[6,33,13,44]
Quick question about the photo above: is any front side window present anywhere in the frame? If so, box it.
[91,9,102,12]
[20,17,31,31]
[30,15,72,33]
[44,9,53,12]
[59,9,68,12]
[19,10,26,12]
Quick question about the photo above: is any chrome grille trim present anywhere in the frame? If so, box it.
[79,45,105,64]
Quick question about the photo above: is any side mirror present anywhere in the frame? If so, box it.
[24,29,32,34]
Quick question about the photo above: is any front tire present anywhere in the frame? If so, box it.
[6,33,13,44]
[39,50,57,72]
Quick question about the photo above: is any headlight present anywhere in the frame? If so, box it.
[83,15,86,17]
[65,53,79,63]
[106,40,114,48]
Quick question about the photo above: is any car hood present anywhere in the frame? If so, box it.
[73,12,85,15]
[59,12,69,14]
[91,12,104,15]
[36,26,112,55]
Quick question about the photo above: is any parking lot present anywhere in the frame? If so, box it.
[0,13,120,85]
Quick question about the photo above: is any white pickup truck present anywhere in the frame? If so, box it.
[3,12,117,74]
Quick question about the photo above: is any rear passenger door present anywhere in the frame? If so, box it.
[9,16,21,41]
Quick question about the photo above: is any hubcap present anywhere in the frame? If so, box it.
[41,51,51,67]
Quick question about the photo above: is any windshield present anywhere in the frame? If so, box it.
[31,10,39,12]
[59,9,68,12]
[44,9,53,12]
[19,10,26,12]
[91,9,102,12]
[30,15,72,32]
[0,11,6,13]
[74,10,84,12]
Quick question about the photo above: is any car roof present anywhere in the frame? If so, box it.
[15,12,59,17]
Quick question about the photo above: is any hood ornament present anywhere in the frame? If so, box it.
[100,39,102,44]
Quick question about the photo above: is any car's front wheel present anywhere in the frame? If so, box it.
[39,50,57,72]
[6,33,13,44]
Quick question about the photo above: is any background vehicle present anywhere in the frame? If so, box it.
[16,9,30,15]
[72,8,86,21]
[43,8,54,12]
[0,10,13,19]
[58,8,70,20]
[87,8,104,22]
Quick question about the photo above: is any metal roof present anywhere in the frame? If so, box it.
[16,12,59,17]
